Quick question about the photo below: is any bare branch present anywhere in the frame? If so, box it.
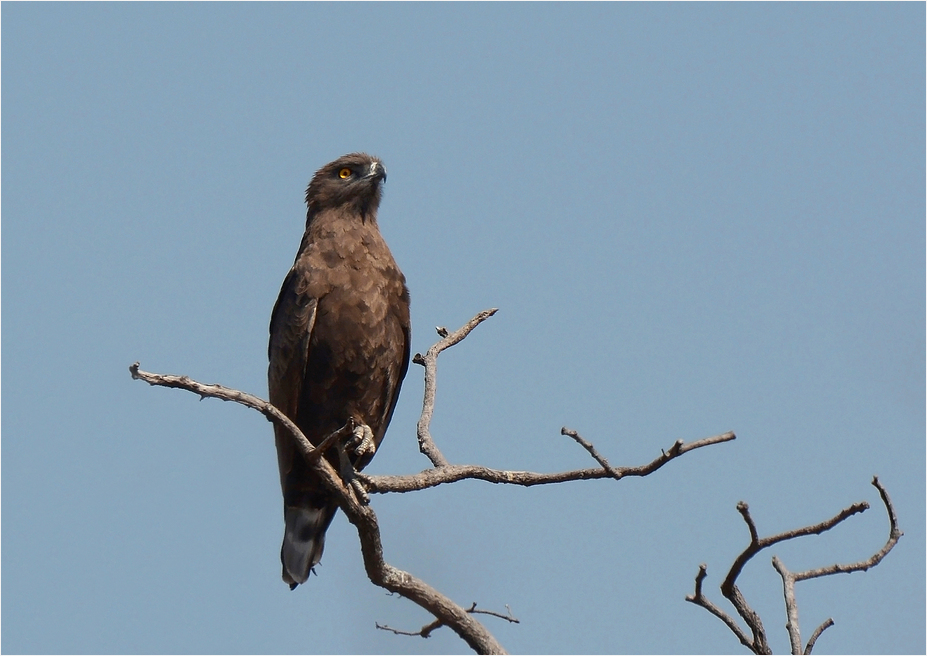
[772,476,904,654]
[727,583,770,655]
[129,361,507,655]
[791,476,903,583]
[560,427,622,478]
[685,564,755,652]
[361,431,736,493]
[130,309,735,654]
[721,499,869,596]
[376,602,519,640]
[804,618,834,655]
[772,556,802,655]
[376,621,435,638]
[737,501,759,544]
[690,479,902,655]
[467,602,520,625]
[412,308,498,468]
[129,361,317,452]
[873,475,903,540]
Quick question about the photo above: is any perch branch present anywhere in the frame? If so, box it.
[129,363,354,465]
[129,360,506,655]
[130,308,735,654]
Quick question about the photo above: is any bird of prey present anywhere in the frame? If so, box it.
[268,153,411,589]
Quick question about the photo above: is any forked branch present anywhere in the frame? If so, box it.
[685,477,902,655]
[130,360,506,654]
[376,603,520,640]
[412,308,498,467]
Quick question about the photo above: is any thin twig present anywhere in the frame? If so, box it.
[560,428,622,478]
[468,602,520,624]
[412,308,498,468]
[804,619,834,655]
[376,602,519,639]
[685,564,755,652]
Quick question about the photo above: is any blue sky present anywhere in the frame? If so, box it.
[3,4,923,654]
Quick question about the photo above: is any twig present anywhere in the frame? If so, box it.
[412,308,498,467]
[468,602,520,624]
[803,619,834,655]
[376,602,519,640]
[560,428,622,478]
[685,564,754,651]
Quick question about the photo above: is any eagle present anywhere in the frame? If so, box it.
[268,153,411,589]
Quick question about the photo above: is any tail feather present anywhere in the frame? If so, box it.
[281,505,336,588]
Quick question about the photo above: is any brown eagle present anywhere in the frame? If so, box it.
[268,153,411,589]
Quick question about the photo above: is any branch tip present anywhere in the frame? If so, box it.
[804,618,834,655]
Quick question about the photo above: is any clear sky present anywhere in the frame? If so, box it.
[3,4,924,654]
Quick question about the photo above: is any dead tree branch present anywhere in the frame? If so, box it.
[359,430,735,493]
[803,618,834,655]
[411,307,498,467]
[376,603,520,640]
[130,361,506,654]
[685,477,903,655]
[131,308,735,654]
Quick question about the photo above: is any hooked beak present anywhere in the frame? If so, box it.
[365,160,387,184]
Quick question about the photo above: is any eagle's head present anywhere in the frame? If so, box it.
[305,152,386,221]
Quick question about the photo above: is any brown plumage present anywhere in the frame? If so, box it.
[267,153,410,589]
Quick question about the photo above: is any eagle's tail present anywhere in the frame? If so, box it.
[281,503,337,589]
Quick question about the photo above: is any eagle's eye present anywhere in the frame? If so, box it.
[338,168,352,179]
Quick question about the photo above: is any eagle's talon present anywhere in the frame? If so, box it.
[350,423,376,458]
[350,478,370,505]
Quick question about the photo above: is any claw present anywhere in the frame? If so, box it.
[350,478,370,505]
[349,423,376,458]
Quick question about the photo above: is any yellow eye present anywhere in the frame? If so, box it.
[338,168,352,179]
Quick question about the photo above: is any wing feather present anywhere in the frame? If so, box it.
[268,267,317,488]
